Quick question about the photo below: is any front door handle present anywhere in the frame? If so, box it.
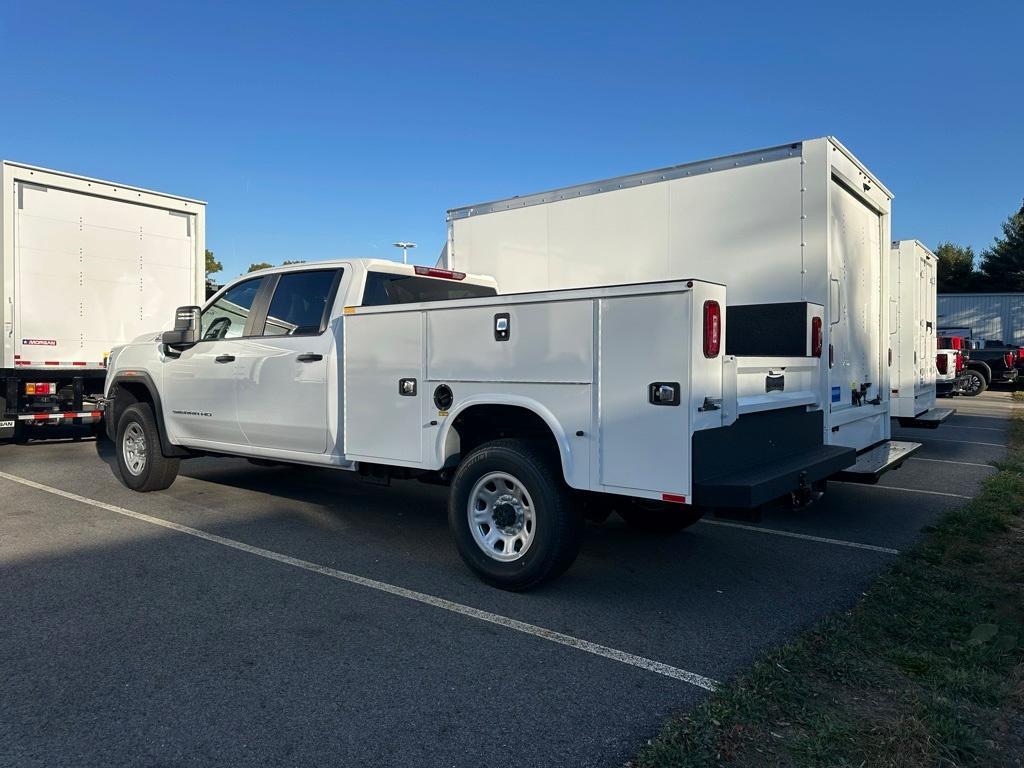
[215,354,235,363]
[297,353,323,363]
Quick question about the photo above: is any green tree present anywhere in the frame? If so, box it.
[934,241,977,292]
[978,199,1024,292]
[205,249,222,277]
[282,260,306,266]
[248,262,274,272]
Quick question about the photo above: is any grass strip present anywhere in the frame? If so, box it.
[632,414,1024,767]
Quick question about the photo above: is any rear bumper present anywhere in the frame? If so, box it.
[835,440,921,484]
[693,444,855,508]
[897,407,955,429]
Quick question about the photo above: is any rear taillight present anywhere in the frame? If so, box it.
[26,382,56,396]
[413,266,466,281]
[955,352,965,372]
[811,316,823,357]
[1005,353,1014,369]
[936,353,948,375]
[703,300,721,358]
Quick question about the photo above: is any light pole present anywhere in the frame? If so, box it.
[392,241,416,265]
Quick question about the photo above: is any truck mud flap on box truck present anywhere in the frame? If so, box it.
[692,408,855,510]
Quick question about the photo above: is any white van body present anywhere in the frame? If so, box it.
[889,240,952,425]
[1,161,204,436]
[444,137,902,464]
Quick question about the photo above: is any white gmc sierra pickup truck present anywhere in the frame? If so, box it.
[103,259,853,589]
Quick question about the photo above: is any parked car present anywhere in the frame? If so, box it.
[103,259,854,590]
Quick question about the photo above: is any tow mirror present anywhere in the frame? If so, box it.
[162,305,201,350]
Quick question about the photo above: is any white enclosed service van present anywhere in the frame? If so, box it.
[0,161,205,441]
[103,260,854,590]
[889,240,953,427]
[444,136,920,479]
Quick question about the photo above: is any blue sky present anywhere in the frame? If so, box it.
[3,1,1021,280]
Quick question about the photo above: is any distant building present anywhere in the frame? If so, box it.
[937,293,1024,343]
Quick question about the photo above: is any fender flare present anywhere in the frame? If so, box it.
[435,394,576,484]
[107,372,189,458]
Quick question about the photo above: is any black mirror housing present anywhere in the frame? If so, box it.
[162,305,201,350]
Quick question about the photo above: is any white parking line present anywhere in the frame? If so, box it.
[915,437,1007,448]
[0,471,718,691]
[908,457,997,470]
[698,519,899,555]
[834,483,971,499]
[936,425,1009,432]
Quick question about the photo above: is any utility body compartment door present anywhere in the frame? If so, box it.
[344,311,424,465]
[598,292,691,498]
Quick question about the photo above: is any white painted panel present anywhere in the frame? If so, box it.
[451,205,549,293]
[426,299,593,383]
[547,183,669,289]
[599,292,691,497]
[667,158,804,305]
[829,180,882,412]
[345,312,424,463]
[14,182,195,365]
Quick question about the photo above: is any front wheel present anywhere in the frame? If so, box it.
[448,439,582,591]
[960,369,988,397]
[116,403,180,492]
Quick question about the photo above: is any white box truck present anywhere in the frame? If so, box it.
[1,161,205,441]
[443,136,920,479]
[103,260,854,589]
[889,240,953,427]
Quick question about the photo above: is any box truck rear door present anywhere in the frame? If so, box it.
[829,178,883,410]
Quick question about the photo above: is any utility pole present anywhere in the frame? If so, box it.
[392,241,416,264]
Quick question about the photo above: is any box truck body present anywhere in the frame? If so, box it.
[1,161,205,439]
[889,240,953,426]
[445,137,914,469]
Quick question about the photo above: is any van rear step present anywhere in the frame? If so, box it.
[897,407,955,429]
[694,444,856,509]
[835,440,921,484]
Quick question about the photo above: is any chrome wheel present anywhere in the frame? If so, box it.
[467,472,536,562]
[122,421,147,476]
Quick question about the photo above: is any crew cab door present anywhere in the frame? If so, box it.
[162,276,266,446]
[234,268,344,453]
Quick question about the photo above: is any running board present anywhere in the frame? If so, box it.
[897,407,956,429]
[835,440,921,484]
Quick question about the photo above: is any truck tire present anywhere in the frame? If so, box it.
[618,499,703,534]
[961,369,988,397]
[115,403,180,492]
[449,439,582,591]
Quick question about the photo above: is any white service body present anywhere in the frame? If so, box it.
[444,136,893,454]
[889,240,938,418]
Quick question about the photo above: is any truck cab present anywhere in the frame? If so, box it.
[104,259,853,590]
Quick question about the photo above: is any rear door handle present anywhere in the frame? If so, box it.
[297,353,323,363]
[215,354,235,363]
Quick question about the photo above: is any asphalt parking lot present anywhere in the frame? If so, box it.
[0,391,1017,767]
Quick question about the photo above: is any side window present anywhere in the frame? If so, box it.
[201,278,263,340]
[261,270,341,336]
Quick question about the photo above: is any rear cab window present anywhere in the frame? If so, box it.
[361,271,497,306]
[261,269,342,336]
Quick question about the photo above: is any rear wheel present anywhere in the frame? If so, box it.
[617,498,704,534]
[961,369,988,397]
[448,439,582,591]
[116,403,180,492]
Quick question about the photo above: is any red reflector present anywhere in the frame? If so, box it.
[811,316,823,357]
[413,266,466,281]
[662,493,687,504]
[702,300,721,358]
[936,353,948,375]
